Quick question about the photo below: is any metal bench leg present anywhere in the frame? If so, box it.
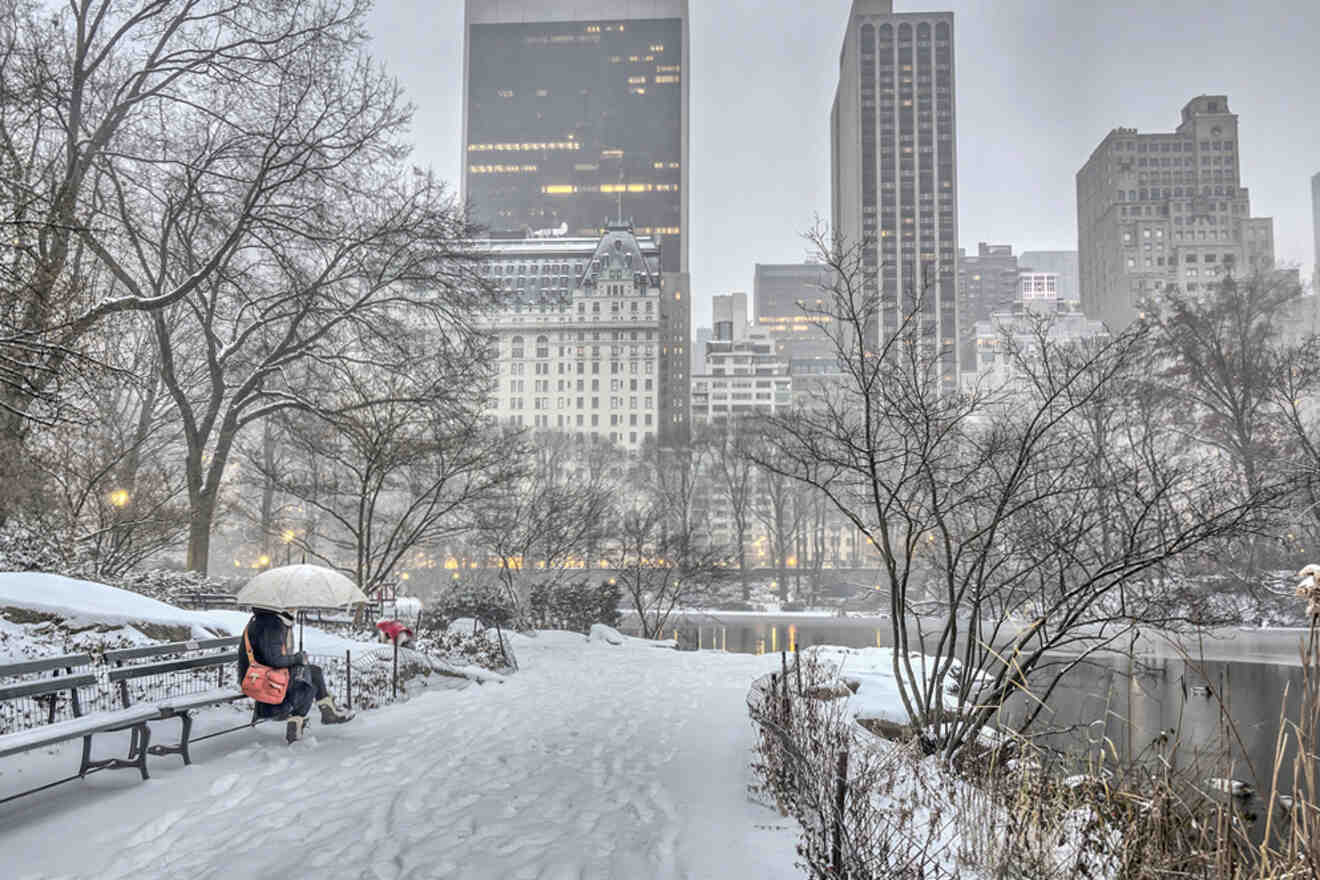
[127,725,140,760]
[144,711,202,765]
[80,726,153,779]
[79,733,94,778]
[135,723,150,780]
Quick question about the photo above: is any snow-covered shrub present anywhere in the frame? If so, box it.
[430,580,517,628]
[412,624,517,673]
[0,518,84,575]
[526,578,621,634]
[114,569,241,605]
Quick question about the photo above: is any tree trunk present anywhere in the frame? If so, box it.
[259,421,276,560]
[186,491,217,573]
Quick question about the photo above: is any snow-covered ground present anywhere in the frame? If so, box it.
[4,628,800,879]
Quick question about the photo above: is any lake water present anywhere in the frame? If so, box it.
[637,612,1319,812]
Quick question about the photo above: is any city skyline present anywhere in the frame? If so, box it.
[370,0,1320,328]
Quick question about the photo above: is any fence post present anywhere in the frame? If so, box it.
[832,749,849,878]
[346,650,352,710]
[781,651,791,724]
[795,643,802,696]
[392,636,399,700]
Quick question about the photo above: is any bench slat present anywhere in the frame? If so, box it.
[107,652,239,682]
[0,673,97,702]
[157,687,245,712]
[103,637,239,664]
[0,654,94,677]
[0,705,161,759]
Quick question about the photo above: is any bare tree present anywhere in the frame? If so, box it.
[469,433,619,615]
[17,310,189,575]
[749,430,808,603]
[1143,270,1304,579]
[609,442,730,638]
[752,224,1272,759]
[251,337,521,596]
[705,421,758,600]
[0,0,376,434]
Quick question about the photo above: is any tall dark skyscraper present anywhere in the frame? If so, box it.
[462,0,689,275]
[831,0,960,389]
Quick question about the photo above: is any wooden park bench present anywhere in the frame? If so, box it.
[103,637,247,767]
[0,653,160,804]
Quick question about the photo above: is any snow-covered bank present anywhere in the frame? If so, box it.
[0,572,383,663]
[4,629,799,879]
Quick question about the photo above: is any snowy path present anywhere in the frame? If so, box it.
[5,633,799,880]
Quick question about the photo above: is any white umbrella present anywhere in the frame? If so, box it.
[237,564,368,610]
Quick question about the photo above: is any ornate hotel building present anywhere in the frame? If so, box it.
[474,223,689,450]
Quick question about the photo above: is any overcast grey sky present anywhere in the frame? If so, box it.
[367,0,1320,329]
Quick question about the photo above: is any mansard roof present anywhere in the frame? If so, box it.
[579,221,661,290]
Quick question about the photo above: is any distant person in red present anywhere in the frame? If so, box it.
[376,620,413,645]
[239,605,356,742]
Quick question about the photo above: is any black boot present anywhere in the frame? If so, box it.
[286,715,307,743]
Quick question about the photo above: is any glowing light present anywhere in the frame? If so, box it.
[282,530,295,543]
[258,555,270,567]
[400,572,410,581]
[108,489,129,508]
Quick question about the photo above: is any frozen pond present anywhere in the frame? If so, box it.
[638,611,1319,807]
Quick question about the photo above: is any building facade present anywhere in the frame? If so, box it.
[462,0,689,276]
[752,262,836,363]
[1077,95,1275,330]
[957,244,1018,373]
[474,222,689,450]
[1018,250,1079,307]
[1313,173,1320,289]
[831,0,959,390]
[712,292,749,343]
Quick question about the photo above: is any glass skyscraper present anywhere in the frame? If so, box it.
[462,0,689,275]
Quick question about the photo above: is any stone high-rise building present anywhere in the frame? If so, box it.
[1077,95,1275,330]
[830,0,959,390]
[462,0,689,276]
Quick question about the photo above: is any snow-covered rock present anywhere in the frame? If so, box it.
[588,623,626,645]
[0,572,238,640]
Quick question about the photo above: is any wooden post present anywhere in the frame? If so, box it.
[833,749,849,878]
[346,650,352,709]
[795,643,803,696]
[392,636,399,700]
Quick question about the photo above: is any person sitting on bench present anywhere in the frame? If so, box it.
[239,605,355,743]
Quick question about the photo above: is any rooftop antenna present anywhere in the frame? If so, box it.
[616,161,624,225]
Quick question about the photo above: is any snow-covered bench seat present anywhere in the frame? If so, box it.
[105,638,246,766]
[0,653,160,802]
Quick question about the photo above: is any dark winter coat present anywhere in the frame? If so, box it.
[238,610,313,719]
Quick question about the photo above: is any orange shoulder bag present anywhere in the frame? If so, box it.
[241,628,290,704]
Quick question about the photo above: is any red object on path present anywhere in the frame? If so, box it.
[375,620,413,643]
